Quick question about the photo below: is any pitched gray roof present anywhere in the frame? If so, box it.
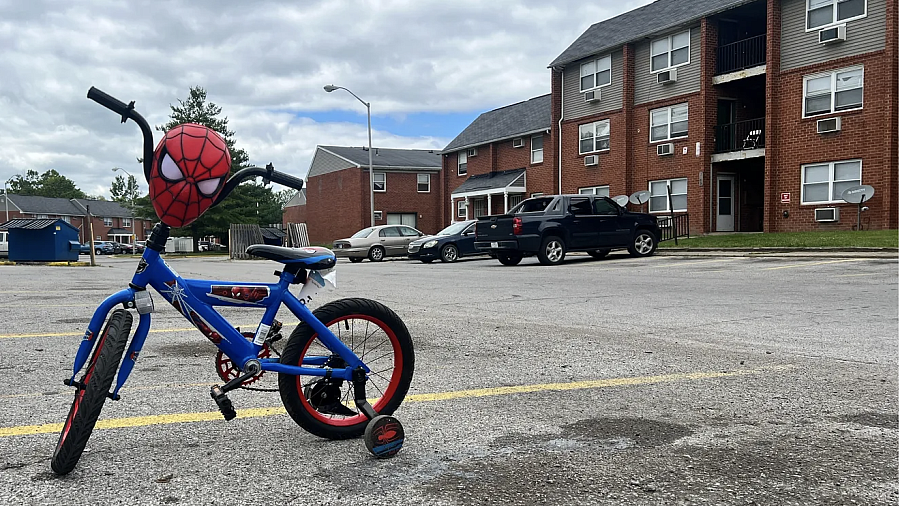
[285,188,306,207]
[72,199,134,218]
[320,146,442,170]
[451,168,526,195]
[443,95,551,153]
[4,194,83,216]
[549,0,750,68]
[0,218,76,231]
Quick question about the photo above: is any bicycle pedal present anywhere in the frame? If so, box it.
[210,386,237,421]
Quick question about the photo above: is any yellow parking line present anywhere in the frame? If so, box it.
[0,365,793,438]
[0,322,299,340]
[762,259,865,271]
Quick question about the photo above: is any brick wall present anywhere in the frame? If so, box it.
[768,50,897,231]
[282,204,306,226]
[559,110,627,195]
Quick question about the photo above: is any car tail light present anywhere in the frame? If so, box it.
[513,217,522,235]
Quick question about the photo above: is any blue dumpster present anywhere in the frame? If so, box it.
[0,218,80,262]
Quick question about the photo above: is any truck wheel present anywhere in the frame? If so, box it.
[497,252,522,266]
[628,230,657,257]
[588,249,610,259]
[537,236,566,265]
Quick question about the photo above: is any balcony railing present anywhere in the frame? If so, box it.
[716,34,766,75]
[714,118,765,154]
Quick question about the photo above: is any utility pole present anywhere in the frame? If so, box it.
[87,205,96,267]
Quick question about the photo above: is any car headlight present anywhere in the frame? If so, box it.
[423,240,438,248]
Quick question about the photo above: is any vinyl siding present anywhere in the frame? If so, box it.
[781,0,886,71]
[308,148,357,178]
[634,26,701,106]
[563,50,624,120]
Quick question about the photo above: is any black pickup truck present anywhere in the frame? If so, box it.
[474,194,662,266]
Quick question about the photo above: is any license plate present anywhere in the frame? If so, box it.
[491,242,498,248]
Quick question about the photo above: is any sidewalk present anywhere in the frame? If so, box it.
[656,247,898,259]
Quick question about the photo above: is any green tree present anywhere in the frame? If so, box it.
[8,169,87,199]
[110,173,140,203]
[155,86,280,248]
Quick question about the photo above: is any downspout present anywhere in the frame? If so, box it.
[558,69,564,195]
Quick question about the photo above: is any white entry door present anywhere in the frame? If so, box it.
[717,175,735,232]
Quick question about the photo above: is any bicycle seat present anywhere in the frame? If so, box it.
[246,245,336,270]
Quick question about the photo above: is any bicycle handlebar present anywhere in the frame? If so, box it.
[87,86,156,182]
[87,86,305,209]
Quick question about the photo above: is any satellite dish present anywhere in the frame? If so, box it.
[629,190,650,205]
[613,195,629,207]
[840,185,875,204]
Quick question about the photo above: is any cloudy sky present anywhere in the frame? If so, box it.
[0,0,651,198]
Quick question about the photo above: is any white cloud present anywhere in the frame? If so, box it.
[0,0,651,197]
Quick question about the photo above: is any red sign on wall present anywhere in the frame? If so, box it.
[781,192,791,203]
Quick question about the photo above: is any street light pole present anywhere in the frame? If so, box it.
[3,176,14,223]
[324,84,375,228]
[112,167,137,255]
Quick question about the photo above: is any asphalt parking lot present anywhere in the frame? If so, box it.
[0,252,897,505]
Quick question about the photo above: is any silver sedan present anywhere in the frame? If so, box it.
[332,225,424,262]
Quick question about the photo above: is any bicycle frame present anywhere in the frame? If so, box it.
[68,245,364,399]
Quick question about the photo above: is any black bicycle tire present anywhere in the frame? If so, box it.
[278,298,414,440]
[51,309,132,475]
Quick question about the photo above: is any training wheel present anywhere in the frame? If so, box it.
[364,415,405,458]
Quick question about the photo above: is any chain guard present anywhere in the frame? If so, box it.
[215,332,273,388]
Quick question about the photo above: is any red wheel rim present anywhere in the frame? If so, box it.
[295,314,403,427]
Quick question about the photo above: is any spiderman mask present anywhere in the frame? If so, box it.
[149,123,231,227]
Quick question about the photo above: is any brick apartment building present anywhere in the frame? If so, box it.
[441,95,552,222]
[439,0,897,233]
[295,146,442,245]
[0,193,153,243]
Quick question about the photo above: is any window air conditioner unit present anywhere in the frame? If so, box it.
[583,155,598,167]
[657,68,677,84]
[512,138,524,148]
[584,90,601,102]
[818,24,847,44]
[656,143,674,156]
[814,207,839,222]
[816,116,842,134]
[466,148,478,157]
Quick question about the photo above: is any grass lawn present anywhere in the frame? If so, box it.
[658,230,899,249]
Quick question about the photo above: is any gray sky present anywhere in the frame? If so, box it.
[0,0,651,198]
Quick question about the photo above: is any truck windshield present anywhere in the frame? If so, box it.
[510,197,554,214]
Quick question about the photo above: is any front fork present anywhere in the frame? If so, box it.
[68,287,151,399]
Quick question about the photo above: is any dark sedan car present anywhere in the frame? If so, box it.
[407,220,481,263]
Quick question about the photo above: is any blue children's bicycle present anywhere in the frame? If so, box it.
[50,87,414,475]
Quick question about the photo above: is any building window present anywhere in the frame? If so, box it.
[472,198,488,218]
[103,217,113,226]
[649,178,688,212]
[650,103,689,142]
[578,185,610,197]
[60,216,71,223]
[35,214,49,219]
[531,135,544,164]
[373,172,386,192]
[417,173,431,193]
[530,192,544,198]
[803,66,863,117]
[457,200,467,218]
[374,211,383,221]
[580,55,612,91]
[807,0,866,30]
[801,159,861,204]
[458,151,467,176]
[650,30,690,72]
[122,218,131,227]
[579,119,611,154]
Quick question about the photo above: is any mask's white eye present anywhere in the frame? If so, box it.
[197,178,221,196]
[160,154,184,181]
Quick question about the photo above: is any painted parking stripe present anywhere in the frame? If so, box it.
[0,322,300,340]
[762,259,865,271]
[0,364,794,438]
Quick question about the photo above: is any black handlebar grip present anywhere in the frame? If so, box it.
[87,87,131,117]
[270,171,305,191]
